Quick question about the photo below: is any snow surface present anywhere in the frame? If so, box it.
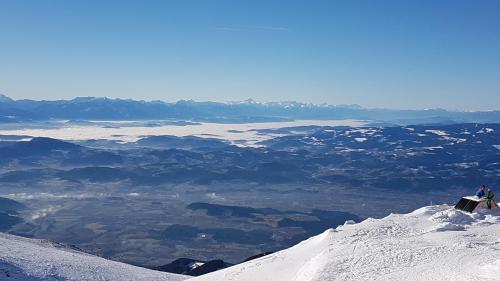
[191,205,500,281]
[478,128,494,134]
[425,129,448,136]
[0,233,188,281]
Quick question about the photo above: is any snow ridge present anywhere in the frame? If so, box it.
[192,205,500,281]
[0,233,188,281]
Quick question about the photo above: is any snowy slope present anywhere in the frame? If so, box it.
[0,233,188,281]
[190,205,500,281]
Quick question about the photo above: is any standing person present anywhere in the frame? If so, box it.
[486,188,496,209]
[476,185,486,198]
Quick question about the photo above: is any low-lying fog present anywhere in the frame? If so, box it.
[0,119,366,146]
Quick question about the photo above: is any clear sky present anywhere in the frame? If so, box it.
[1,0,499,110]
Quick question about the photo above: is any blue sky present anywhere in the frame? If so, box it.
[1,0,499,110]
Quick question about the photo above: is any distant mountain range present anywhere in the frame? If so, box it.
[1,95,499,124]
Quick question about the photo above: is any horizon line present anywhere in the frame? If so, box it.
[1,94,499,113]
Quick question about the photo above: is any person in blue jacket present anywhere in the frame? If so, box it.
[476,185,486,198]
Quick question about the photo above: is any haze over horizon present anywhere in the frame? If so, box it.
[1,0,499,110]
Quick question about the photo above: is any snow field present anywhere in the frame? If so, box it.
[0,233,188,281]
[192,205,500,281]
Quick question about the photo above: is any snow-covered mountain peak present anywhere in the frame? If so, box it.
[192,205,500,281]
